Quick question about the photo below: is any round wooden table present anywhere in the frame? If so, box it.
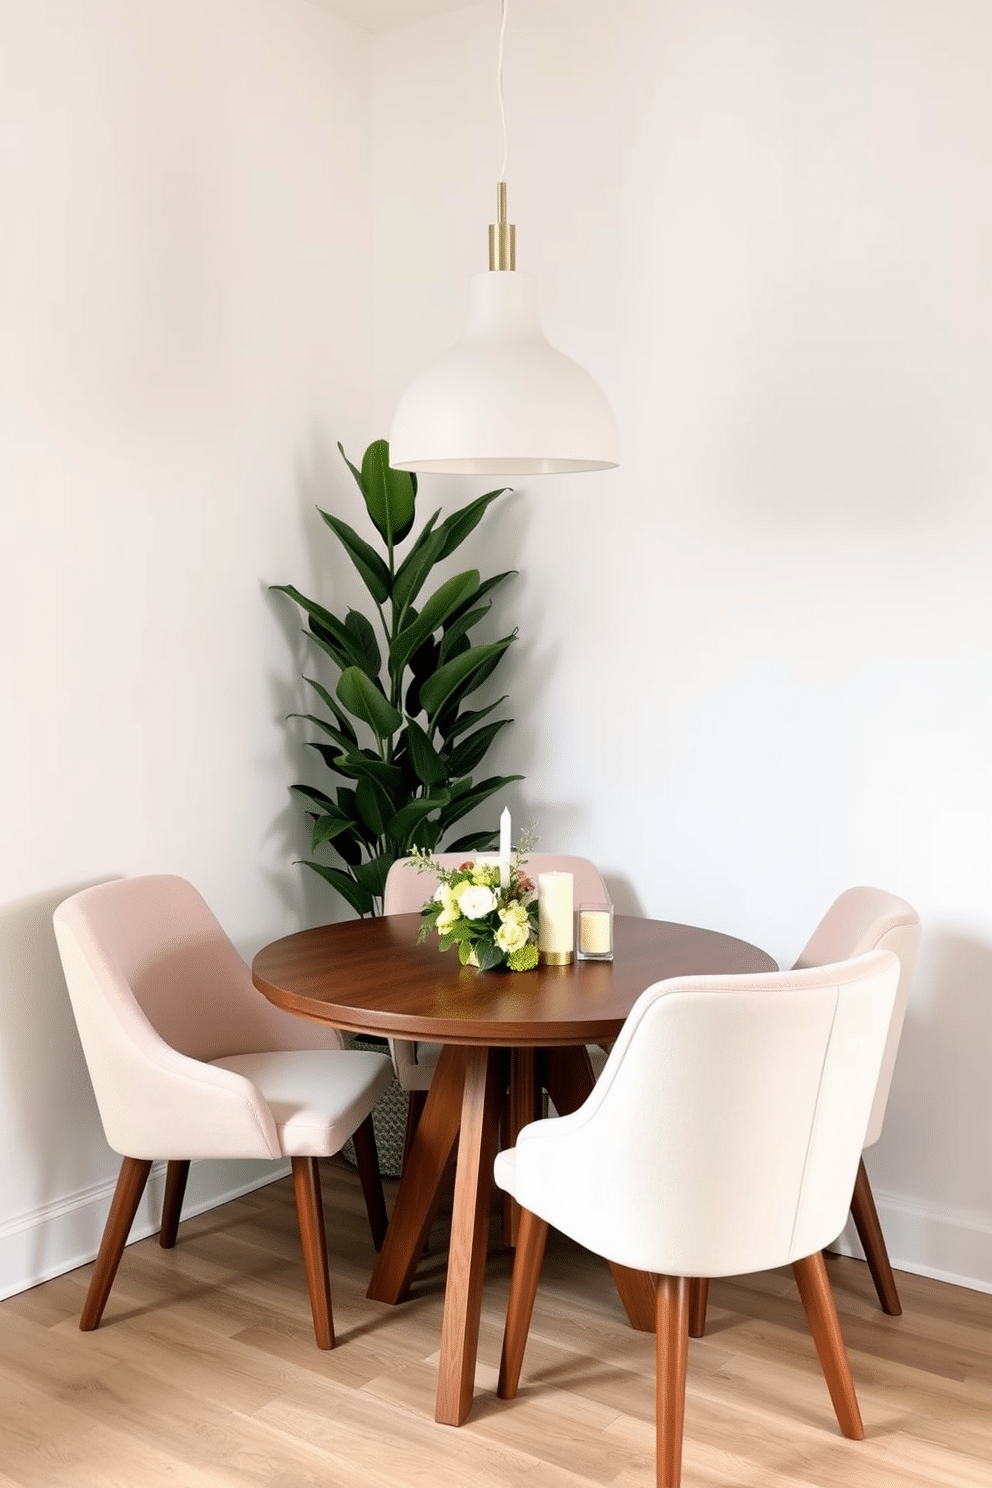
[253,913,776,1425]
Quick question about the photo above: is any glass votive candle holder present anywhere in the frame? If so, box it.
[576,902,614,961]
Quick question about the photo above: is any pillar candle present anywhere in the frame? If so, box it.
[537,872,574,954]
[579,910,612,956]
[498,807,511,887]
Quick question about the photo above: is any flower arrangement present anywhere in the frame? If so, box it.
[412,830,540,971]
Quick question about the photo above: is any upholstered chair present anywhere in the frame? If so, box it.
[688,885,920,1337]
[494,950,901,1488]
[54,874,394,1349]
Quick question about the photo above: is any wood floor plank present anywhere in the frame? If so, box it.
[0,1157,989,1488]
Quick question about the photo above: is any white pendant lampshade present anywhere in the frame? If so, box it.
[387,0,619,477]
[388,268,619,475]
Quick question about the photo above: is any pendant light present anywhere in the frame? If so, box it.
[387,0,619,475]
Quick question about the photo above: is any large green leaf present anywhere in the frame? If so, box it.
[386,792,451,843]
[405,635,441,714]
[330,752,405,793]
[474,938,505,971]
[289,714,357,752]
[302,677,358,743]
[389,569,480,677]
[392,522,447,619]
[355,777,392,836]
[410,817,441,852]
[447,570,516,626]
[445,717,512,777]
[334,785,376,851]
[271,585,371,673]
[345,609,381,677]
[319,512,391,604]
[449,632,515,704]
[290,783,336,810]
[359,439,416,545]
[440,604,490,663]
[401,719,448,788]
[352,851,395,903]
[435,488,509,561]
[336,666,403,741]
[299,860,373,916]
[311,811,357,851]
[419,636,515,727]
[437,773,524,829]
[439,695,509,743]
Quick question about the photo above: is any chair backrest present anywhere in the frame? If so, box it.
[508,950,900,1279]
[53,874,343,1159]
[792,886,920,1148]
[384,852,609,915]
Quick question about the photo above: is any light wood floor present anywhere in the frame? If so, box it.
[1,1158,989,1487]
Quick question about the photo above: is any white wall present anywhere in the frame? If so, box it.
[2,0,990,1304]
[0,0,373,1296]
[373,0,992,1291]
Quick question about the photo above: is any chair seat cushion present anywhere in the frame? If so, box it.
[211,1049,393,1157]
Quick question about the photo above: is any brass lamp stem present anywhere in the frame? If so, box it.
[488,181,516,270]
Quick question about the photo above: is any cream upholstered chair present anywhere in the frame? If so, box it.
[383,852,611,1150]
[793,886,920,1310]
[494,951,901,1488]
[53,874,394,1350]
[688,885,920,1337]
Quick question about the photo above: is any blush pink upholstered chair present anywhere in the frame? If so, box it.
[688,885,920,1337]
[53,874,394,1350]
[494,951,901,1488]
[383,853,611,1152]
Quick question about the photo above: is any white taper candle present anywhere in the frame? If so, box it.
[499,806,511,887]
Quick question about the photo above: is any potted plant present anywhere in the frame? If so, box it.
[273,438,522,917]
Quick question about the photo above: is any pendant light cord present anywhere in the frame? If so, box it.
[497,0,508,183]
[489,0,515,268]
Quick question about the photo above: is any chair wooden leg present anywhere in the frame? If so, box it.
[291,1156,334,1350]
[80,1157,152,1332]
[688,1277,709,1338]
[498,1206,549,1400]
[656,1276,690,1488]
[503,1049,539,1248]
[351,1113,388,1252]
[792,1251,864,1440]
[850,1156,902,1315]
[159,1160,190,1249]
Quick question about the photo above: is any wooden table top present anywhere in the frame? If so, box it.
[252,913,777,1048]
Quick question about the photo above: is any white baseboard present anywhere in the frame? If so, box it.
[0,1158,289,1303]
[4,1170,991,1304]
[832,1186,992,1297]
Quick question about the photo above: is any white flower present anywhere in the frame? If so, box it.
[436,905,460,934]
[495,902,530,953]
[456,884,498,920]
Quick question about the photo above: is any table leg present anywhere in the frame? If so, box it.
[435,1045,502,1426]
[542,1046,657,1335]
[366,1044,466,1306]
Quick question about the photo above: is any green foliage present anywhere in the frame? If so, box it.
[273,438,522,916]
